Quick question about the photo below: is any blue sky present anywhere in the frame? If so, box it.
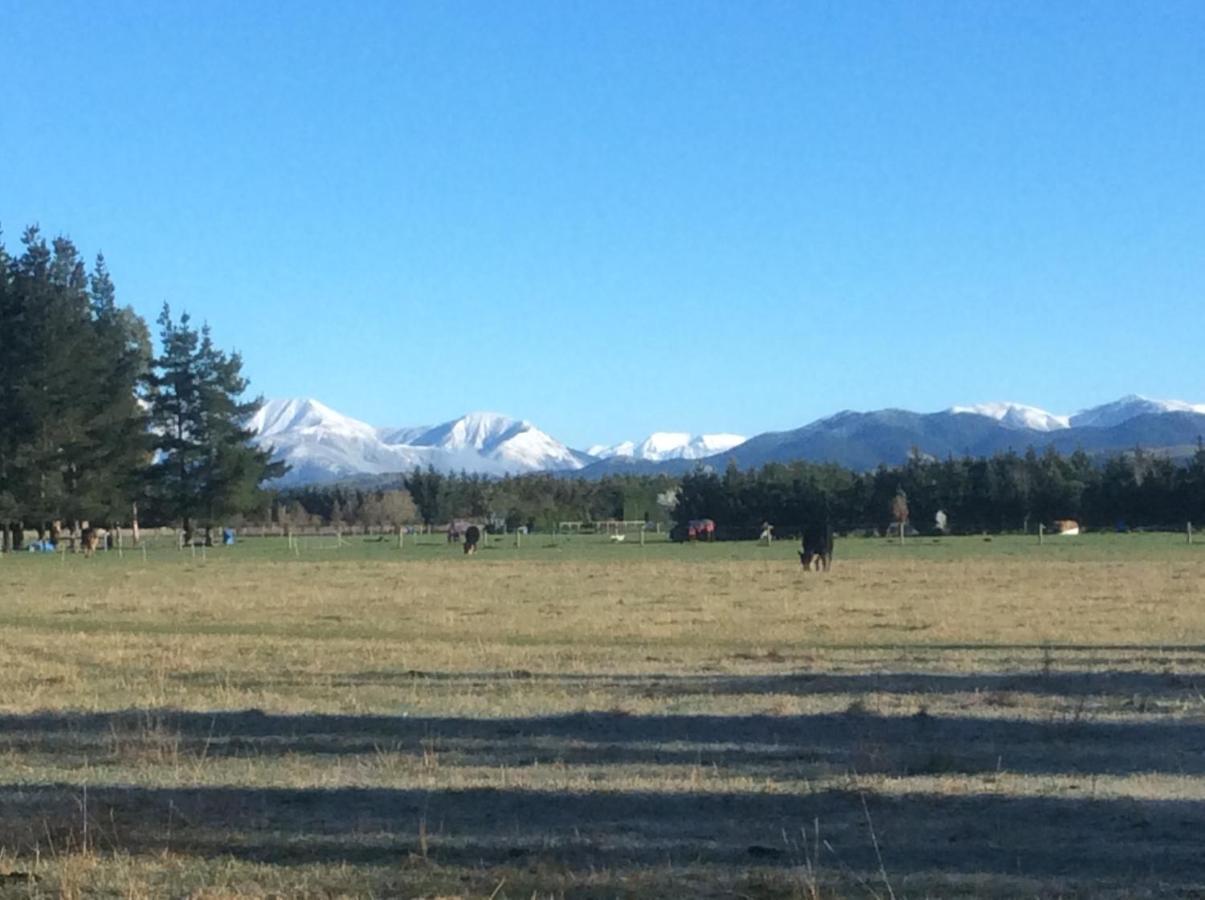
[3,1,1203,447]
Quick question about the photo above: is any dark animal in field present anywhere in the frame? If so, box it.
[80,527,107,558]
[687,518,716,542]
[799,523,833,572]
[449,519,486,543]
[463,525,481,555]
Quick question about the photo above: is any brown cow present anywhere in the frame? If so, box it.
[81,527,108,557]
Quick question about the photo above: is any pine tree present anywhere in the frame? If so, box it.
[0,228,149,540]
[0,229,18,549]
[71,253,152,526]
[146,305,286,543]
[405,466,445,527]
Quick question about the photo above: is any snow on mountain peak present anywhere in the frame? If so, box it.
[946,395,1205,431]
[692,433,749,455]
[949,402,1070,432]
[1069,395,1205,429]
[639,432,693,455]
[591,431,747,461]
[249,397,379,441]
[411,411,528,452]
[249,394,1205,486]
[249,402,588,483]
[587,440,635,458]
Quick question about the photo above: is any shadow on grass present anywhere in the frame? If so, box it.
[1,780,1202,886]
[168,664,1205,701]
[2,694,1205,776]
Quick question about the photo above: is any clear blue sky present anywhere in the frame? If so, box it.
[3,1,1203,447]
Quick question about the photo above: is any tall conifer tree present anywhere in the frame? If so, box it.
[146,305,285,542]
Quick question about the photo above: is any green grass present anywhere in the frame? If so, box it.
[12,526,1202,566]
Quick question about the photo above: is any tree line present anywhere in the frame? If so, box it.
[0,226,281,549]
[269,443,1205,539]
[673,447,1205,539]
[273,471,680,533]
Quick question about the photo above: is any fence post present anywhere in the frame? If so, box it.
[1189,522,1194,545]
[1039,523,1045,545]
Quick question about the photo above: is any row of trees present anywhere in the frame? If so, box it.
[268,444,1205,539]
[275,471,680,532]
[0,226,281,549]
[271,486,417,529]
[674,446,1205,538]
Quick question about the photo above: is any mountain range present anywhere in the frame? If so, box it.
[250,395,1205,485]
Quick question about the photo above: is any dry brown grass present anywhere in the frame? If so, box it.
[0,538,1202,897]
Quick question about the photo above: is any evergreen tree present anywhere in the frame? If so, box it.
[0,228,149,541]
[0,229,17,548]
[405,466,445,526]
[72,253,151,525]
[146,305,285,543]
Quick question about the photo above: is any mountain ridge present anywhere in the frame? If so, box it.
[251,395,1205,485]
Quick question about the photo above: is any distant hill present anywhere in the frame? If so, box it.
[714,405,1205,472]
[250,396,1205,485]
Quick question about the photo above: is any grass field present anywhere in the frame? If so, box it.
[1,533,1204,898]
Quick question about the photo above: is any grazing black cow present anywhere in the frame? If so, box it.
[463,525,481,555]
[799,523,833,572]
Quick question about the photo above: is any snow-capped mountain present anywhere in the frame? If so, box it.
[587,440,636,458]
[249,399,439,484]
[708,396,1205,473]
[950,396,1205,433]
[410,411,588,471]
[251,395,1205,484]
[251,399,588,484]
[588,432,747,462]
[1069,395,1205,429]
[950,402,1070,432]
[376,425,430,445]
[250,397,380,442]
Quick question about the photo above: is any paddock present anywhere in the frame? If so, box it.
[0,533,1202,897]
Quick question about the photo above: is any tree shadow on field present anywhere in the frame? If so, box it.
[3,696,1205,777]
[1,780,1203,887]
[4,662,1205,891]
[196,664,1205,703]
